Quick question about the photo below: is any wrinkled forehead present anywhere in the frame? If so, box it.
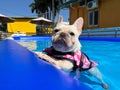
[54,24,78,33]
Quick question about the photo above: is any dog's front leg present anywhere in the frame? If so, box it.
[35,52,61,69]
[74,69,80,80]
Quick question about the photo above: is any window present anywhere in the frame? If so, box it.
[88,10,99,27]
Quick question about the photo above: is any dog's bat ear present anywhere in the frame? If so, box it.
[56,15,63,25]
[73,17,83,34]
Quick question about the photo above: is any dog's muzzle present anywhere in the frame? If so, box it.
[59,32,67,38]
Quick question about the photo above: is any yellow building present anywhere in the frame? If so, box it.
[8,17,36,35]
[59,0,120,30]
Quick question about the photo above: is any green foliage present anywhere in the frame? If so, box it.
[29,0,64,21]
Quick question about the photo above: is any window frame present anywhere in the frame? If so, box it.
[88,9,99,27]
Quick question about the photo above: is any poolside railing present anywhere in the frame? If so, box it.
[81,27,120,37]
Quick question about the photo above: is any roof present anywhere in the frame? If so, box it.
[58,0,93,8]
[10,16,37,19]
[58,0,78,8]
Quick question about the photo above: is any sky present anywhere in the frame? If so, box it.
[0,0,69,22]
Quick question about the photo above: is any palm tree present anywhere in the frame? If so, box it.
[29,0,64,22]
[29,0,49,17]
[47,0,63,22]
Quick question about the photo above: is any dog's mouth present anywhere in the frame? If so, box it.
[53,37,66,46]
[52,36,74,52]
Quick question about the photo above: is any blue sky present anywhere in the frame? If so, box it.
[0,0,69,22]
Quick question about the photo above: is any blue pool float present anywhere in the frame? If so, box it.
[0,40,92,90]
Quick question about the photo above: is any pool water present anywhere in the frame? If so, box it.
[17,38,120,90]
[79,40,120,90]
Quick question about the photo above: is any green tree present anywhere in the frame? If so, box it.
[29,0,49,17]
[29,0,64,22]
[48,0,64,22]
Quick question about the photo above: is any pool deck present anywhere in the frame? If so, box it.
[0,39,92,90]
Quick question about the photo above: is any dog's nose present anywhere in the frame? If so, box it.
[60,32,66,37]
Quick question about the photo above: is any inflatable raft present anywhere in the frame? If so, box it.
[0,39,92,90]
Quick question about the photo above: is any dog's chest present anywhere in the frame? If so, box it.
[54,59,74,72]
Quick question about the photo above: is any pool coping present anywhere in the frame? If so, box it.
[12,36,120,42]
[79,36,120,42]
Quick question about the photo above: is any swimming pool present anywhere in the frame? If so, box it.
[15,37,120,90]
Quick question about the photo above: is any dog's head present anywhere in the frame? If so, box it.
[52,16,83,52]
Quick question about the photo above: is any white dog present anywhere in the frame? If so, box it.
[35,16,109,89]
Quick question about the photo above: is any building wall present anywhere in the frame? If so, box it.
[70,6,78,25]
[69,0,120,29]
[70,5,88,29]
[8,18,36,35]
[99,0,120,28]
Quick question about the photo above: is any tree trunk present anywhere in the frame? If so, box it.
[52,0,55,23]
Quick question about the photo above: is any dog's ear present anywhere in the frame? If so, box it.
[73,17,83,34]
[56,15,63,25]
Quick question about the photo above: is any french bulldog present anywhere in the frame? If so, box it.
[35,16,109,89]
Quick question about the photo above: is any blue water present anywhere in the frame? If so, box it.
[18,38,120,90]
[79,40,120,90]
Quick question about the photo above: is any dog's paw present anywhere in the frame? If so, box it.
[35,52,44,59]
[102,84,109,89]
[74,76,79,80]
[35,52,51,60]
[35,52,57,64]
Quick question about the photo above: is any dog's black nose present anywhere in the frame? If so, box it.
[60,32,66,37]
